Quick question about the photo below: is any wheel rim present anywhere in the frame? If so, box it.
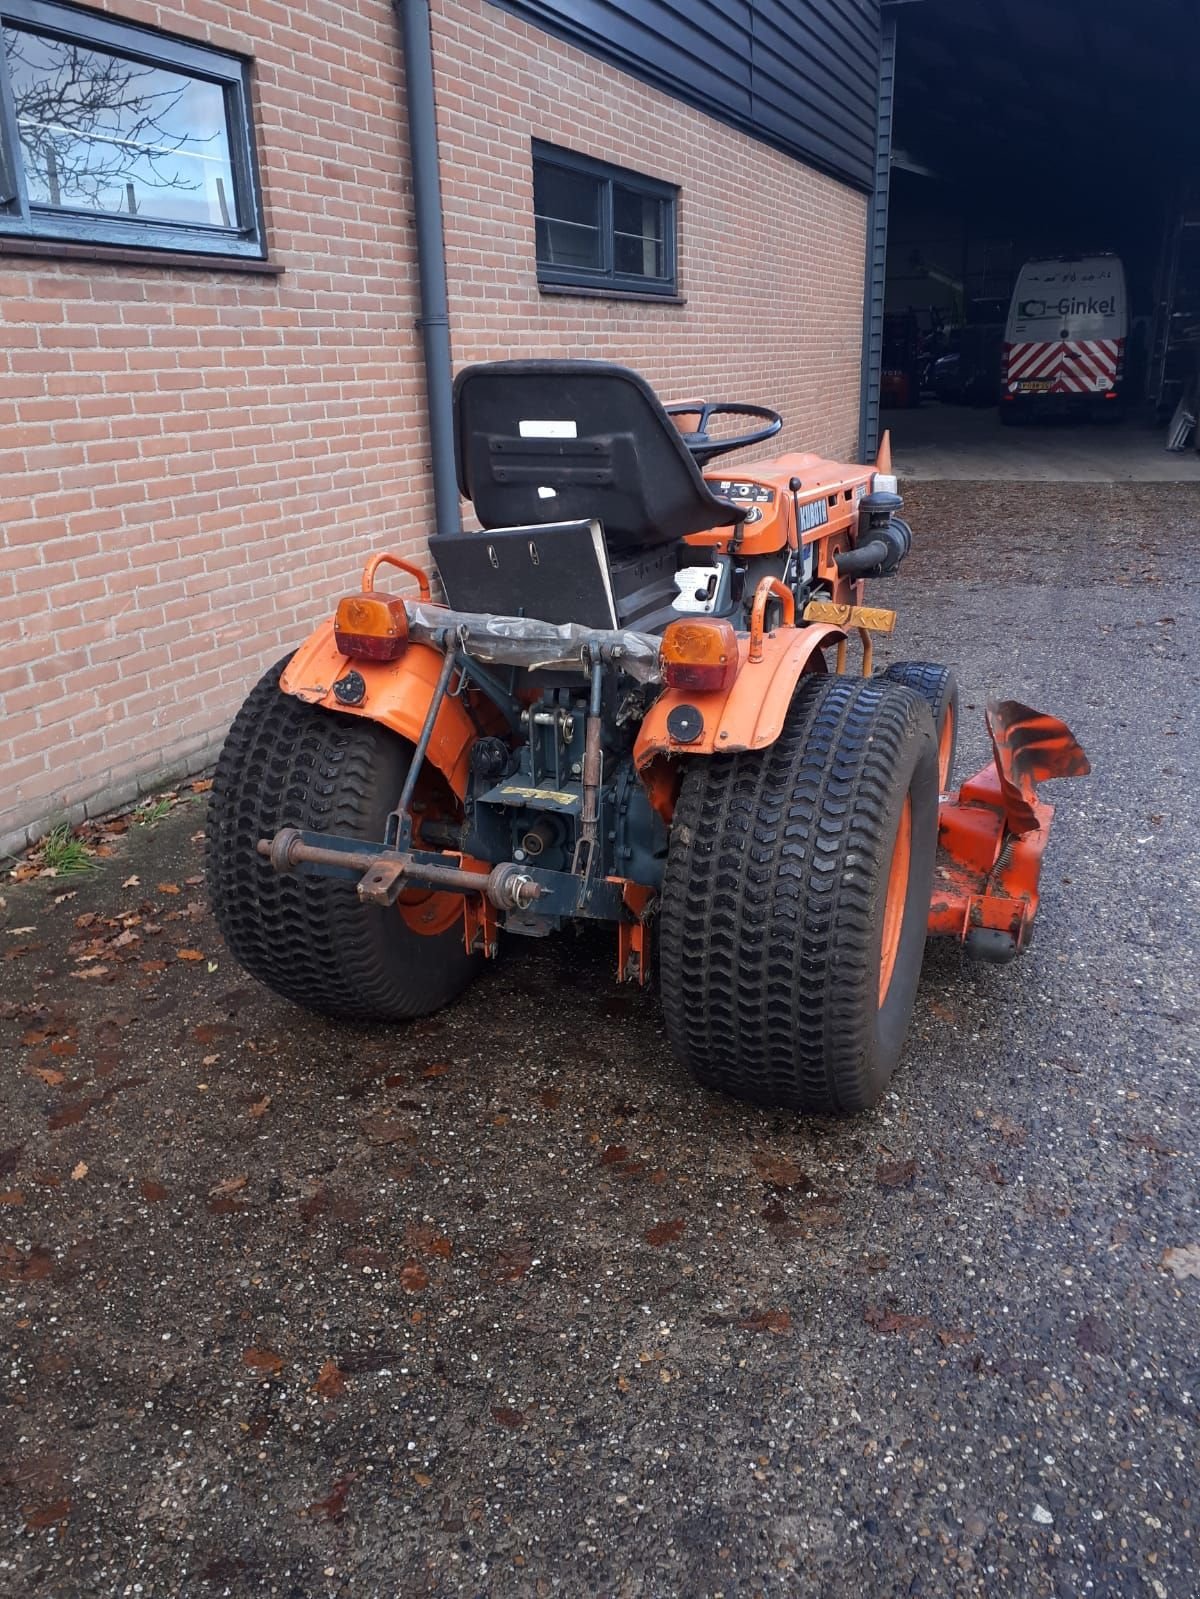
[879,794,912,1005]
[937,705,955,790]
[396,768,467,938]
[397,885,463,937]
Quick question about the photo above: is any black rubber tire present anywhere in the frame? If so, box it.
[206,658,480,1022]
[883,660,958,790]
[659,675,939,1114]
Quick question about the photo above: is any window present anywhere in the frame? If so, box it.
[533,141,676,297]
[0,0,264,260]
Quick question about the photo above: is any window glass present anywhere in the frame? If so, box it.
[533,160,602,271]
[4,26,237,227]
[613,184,665,279]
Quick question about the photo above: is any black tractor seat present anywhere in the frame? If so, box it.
[430,360,745,635]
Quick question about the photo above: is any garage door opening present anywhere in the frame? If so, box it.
[882,0,1200,482]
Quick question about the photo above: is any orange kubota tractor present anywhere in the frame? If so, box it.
[207,361,1089,1113]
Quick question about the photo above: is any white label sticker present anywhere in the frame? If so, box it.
[519,419,578,438]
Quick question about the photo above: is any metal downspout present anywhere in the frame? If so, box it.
[859,6,898,462]
[395,0,462,534]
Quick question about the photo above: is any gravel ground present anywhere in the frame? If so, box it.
[2,481,1198,1599]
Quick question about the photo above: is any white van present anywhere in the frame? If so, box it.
[1000,254,1127,421]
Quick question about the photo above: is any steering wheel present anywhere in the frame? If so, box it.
[665,401,783,466]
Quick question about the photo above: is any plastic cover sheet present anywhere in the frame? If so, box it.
[405,604,663,684]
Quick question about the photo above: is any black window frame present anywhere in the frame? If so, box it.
[532,140,677,299]
[0,0,266,262]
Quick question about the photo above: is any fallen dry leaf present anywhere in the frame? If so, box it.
[875,1157,919,1190]
[210,1174,248,1197]
[937,1327,975,1347]
[190,778,214,793]
[175,949,204,962]
[304,1477,353,1520]
[752,1155,808,1189]
[47,1097,99,1131]
[0,1243,54,1282]
[0,1190,25,1205]
[644,1218,685,1247]
[24,1497,71,1530]
[1161,1243,1200,1280]
[491,1406,525,1429]
[139,1179,169,1203]
[398,1262,428,1292]
[739,1309,791,1334]
[247,1096,271,1120]
[157,883,181,896]
[407,1223,453,1259]
[358,1115,416,1146]
[70,1161,88,1181]
[490,1241,533,1283]
[989,1114,1028,1146]
[242,1347,284,1376]
[864,1305,932,1336]
[29,1067,65,1088]
[313,1359,347,1400]
[121,876,140,889]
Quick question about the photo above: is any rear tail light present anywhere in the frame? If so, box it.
[660,618,738,693]
[334,593,409,661]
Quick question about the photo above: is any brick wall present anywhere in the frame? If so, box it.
[0,0,867,855]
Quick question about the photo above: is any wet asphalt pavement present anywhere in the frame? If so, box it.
[2,481,1198,1599]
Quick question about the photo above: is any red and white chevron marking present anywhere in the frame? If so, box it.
[1003,338,1122,394]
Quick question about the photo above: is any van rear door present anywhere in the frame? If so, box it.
[1003,257,1127,397]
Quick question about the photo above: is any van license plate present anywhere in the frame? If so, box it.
[1018,379,1052,392]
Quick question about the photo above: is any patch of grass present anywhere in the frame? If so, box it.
[134,797,173,826]
[38,822,95,874]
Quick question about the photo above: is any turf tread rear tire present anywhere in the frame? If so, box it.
[206,658,479,1022]
[659,675,938,1113]
[883,660,958,788]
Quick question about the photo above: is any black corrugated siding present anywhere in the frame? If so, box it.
[492,0,881,192]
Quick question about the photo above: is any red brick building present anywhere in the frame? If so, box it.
[0,0,886,853]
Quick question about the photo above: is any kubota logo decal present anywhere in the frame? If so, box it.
[795,498,829,535]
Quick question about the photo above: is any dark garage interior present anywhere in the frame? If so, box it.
[882,0,1200,477]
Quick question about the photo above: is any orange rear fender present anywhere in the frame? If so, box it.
[633,623,844,787]
[279,620,477,798]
